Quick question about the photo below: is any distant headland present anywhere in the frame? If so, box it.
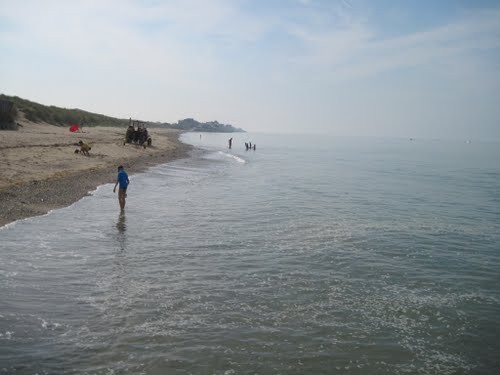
[153,118,245,133]
[0,94,245,133]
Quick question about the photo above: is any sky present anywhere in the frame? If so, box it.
[1,0,500,139]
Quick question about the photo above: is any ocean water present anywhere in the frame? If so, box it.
[1,132,499,374]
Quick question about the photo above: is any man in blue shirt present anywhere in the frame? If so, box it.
[113,165,129,210]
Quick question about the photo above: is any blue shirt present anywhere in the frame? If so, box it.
[117,170,129,189]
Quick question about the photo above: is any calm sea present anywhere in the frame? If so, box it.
[1,132,499,374]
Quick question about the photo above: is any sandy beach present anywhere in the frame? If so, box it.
[0,118,191,227]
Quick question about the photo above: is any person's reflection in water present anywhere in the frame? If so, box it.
[116,211,127,232]
[116,211,127,251]
[113,211,129,296]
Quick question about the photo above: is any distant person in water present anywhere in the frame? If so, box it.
[249,141,252,149]
[228,137,232,149]
[253,144,256,151]
[245,142,249,151]
[113,165,129,210]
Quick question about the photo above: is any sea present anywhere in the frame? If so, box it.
[1,132,499,375]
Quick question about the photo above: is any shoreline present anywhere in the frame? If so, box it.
[0,127,192,228]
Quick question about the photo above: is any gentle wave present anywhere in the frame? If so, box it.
[216,151,246,163]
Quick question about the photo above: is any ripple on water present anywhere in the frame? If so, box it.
[1,134,500,374]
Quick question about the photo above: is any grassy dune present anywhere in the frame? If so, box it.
[0,94,128,127]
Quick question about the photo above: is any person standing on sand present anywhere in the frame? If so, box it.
[113,166,129,210]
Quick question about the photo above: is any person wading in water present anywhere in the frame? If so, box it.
[113,165,129,210]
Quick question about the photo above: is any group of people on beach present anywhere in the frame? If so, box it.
[228,137,256,151]
[124,125,151,148]
[75,124,152,159]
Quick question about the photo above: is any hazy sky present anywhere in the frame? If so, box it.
[1,0,500,138]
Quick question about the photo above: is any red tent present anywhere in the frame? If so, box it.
[69,125,79,132]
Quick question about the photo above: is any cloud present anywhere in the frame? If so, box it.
[287,7,500,82]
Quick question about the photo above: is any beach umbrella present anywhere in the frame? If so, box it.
[69,125,79,132]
